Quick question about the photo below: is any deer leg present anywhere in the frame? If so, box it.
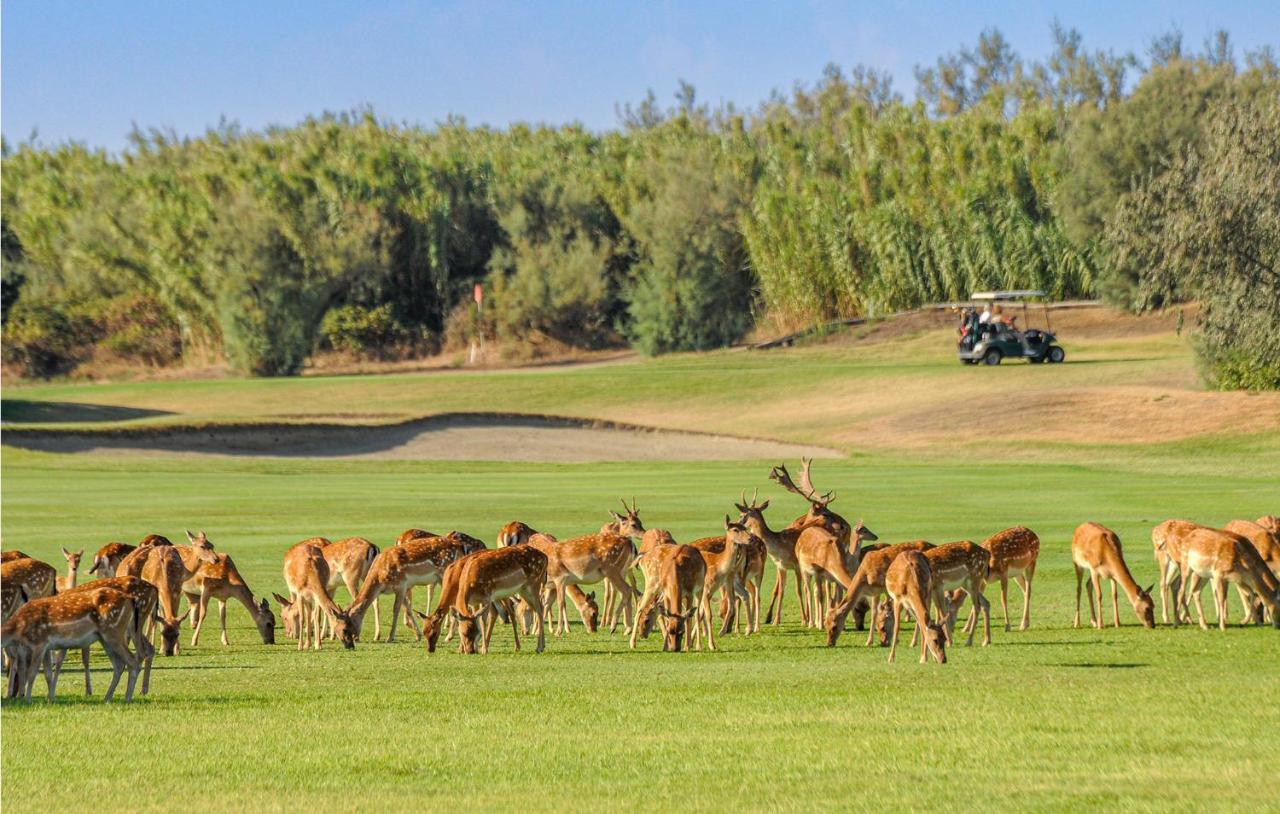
[767,569,785,626]
[1018,568,1033,630]
[1155,551,1170,624]
[373,595,383,642]
[1088,572,1103,629]
[1186,573,1208,630]
[865,596,880,647]
[1111,579,1121,628]
[217,600,229,646]
[1211,577,1228,631]
[794,569,809,626]
[1234,584,1257,625]
[405,591,425,641]
[887,599,903,664]
[998,577,1010,632]
[191,591,213,647]
[80,647,92,695]
[1073,565,1083,629]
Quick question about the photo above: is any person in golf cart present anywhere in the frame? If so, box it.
[956,290,1065,365]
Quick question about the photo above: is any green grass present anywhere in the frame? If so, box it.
[2,449,1278,812]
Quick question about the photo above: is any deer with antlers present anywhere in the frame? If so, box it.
[596,499,645,630]
[54,548,84,593]
[823,541,934,647]
[2,586,141,702]
[794,520,879,628]
[275,540,357,650]
[418,545,549,654]
[1179,526,1280,630]
[884,550,948,665]
[1072,523,1155,629]
[89,542,136,578]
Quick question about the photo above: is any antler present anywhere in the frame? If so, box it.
[770,458,835,507]
[620,497,639,516]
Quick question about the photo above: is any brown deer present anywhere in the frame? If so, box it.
[1151,519,1205,625]
[980,526,1040,632]
[1071,523,1155,630]
[884,550,948,665]
[53,576,159,697]
[275,540,356,650]
[345,532,483,642]
[823,541,934,647]
[316,537,380,637]
[55,548,84,592]
[498,522,573,633]
[632,543,707,652]
[920,541,992,646]
[539,524,638,636]
[186,553,276,646]
[1179,527,1280,630]
[794,520,879,628]
[90,542,136,578]
[1224,519,1280,624]
[723,532,766,636]
[2,586,140,702]
[630,529,682,645]
[687,517,757,652]
[418,545,549,654]
[141,545,209,656]
[598,499,645,629]
[1,557,58,603]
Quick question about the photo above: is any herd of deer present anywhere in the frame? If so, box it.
[2,460,1277,704]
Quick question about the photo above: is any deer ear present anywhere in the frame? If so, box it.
[272,592,291,607]
[185,530,197,542]
[414,610,430,621]
[76,549,84,557]
[734,503,747,513]
[259,597,270,611]
[62,547,72,557]
[1143,584,1154,596]
[760,499,770,511]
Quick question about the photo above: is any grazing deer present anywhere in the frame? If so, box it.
[141,545,212,655]
[55,548,84,592]
[1,557,57,603]
[920,541,992,646]
[345,532,483,642]
[315,537,380,637]
[1071,523,1155,630]
[537,525,636,637]
[884,550,948,665]
[54,576,159,697]
[1224,519,1280,624]
[632,543,707,652]
[794,520,879,628]
[630,529,681,645]
[687,517,757,652]
[90,542,136,578]
[1151,519,1206,625]
[979,526,1040,632]
[419,545,549,654]
[2,587,140,702]
[276,541,356,650]
[185,553,276,646]
[498,522,571,632]
[1179,527,1280,630]
[1,550,32,563]
[823,541,933,647]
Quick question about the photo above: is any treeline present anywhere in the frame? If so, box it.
[2,25,1277,387]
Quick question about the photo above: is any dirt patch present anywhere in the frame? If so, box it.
[2,413,839,462]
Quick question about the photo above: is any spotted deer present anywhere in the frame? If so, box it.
[418,545,549,654]
[141,545,211,656]
[345,532,483,642]
[497,522,575,633]
[629,529,683,646]
[1,557,58,604]
[184,553,276,646]
[1152,519,1204,625]
[687,517,757,652]
[979,526,1040,632]
[53,576,159,697]
[276,540,356,650]
[794,520,879,629]
[2,586,140,702]
[54,548,84,592]
[1224,519,1280,577]
[314,537,380,637]
[1071,523,1155,629]
[919,541,993,646]
[632,543,707,652]
[1179,527,1280,630]
[90,542,136,578]
[596,500,645,631]
[823,541,934,647]
[884,550,948,665]
[537,526,637,637]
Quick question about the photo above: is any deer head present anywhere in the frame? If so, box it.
[185,530,218,564]
[446,530,487,554]
[660,604,698,652]
[770,458,835,509]
[273,592,302,639]
[329,609,356,649]
[1135,584,1156,629]
[498,522,535,547]
[155,610,181,656]
[61,548,83,572]
[416,611,445,653]
[255,597,276,644]
[581,591,600,633]
[922,622,948,664]
[455,609,483,654]
[609,498,645,539]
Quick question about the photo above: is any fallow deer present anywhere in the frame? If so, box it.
[55,548,84,592]
[498,522,574,633]
[884,550,948,665]
[979,526,1040,632]
[632,543,707,652]
[1,557,58,603]
[823,541,933,647]
[2,587,140,702]
[53,576,159,697]
[1179,527,1280,630]
[419,545,549,654]
[345,532,483,642]
[538,524,638,637]
[90,542,136,578]
[276,540,356,650]
[1071,523,1155,630]
[186,553,276,646]
[794,520,879,628]
[687,517,756,652]
[1152,519,1204,625]
[315,537,380,638]
[141,545,208,656]
[630,528,682,646]
[1224,519,1280,624]
[920,541,992,646]
[596,499,646,631]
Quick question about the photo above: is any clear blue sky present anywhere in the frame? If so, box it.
[3,0,1276,152]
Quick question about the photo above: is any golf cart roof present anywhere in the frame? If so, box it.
[970,290,1046,301]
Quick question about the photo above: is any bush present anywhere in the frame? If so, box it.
[86,294,182,366]
[320,303,412,358]
[1,300,82,377]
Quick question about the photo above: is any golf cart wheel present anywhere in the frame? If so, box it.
[1047,346,1065,363]
[982,348,1002,365]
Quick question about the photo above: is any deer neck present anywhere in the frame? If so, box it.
[1107,554,1145,606]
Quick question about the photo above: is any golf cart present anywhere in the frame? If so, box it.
[956,290,1065,365]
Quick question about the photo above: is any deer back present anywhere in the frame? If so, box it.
[1,558,57,600]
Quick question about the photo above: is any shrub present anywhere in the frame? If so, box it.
[320,303,411,358]
[1,300,82,377]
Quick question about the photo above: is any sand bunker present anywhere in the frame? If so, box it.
[2,413,838,462]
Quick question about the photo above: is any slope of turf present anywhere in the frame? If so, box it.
[2,449,1277,812]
